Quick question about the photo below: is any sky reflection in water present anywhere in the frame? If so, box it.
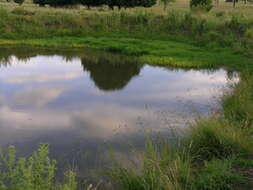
[0,53,238,175]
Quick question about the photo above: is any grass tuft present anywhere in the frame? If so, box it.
[184,118,253,162]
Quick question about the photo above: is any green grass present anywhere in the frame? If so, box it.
[184,118,253,161]
[0,6,252,69]
[222,73,253,128]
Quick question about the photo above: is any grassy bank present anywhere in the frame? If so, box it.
[0,4,253,69]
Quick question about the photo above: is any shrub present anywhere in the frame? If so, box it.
[215,11,226,17]
[14,0,25,5]
[11,7,34,15]
[33,0,47,6]
[245,28,253,40]
[190,0,213,12]
[0,144,78,190]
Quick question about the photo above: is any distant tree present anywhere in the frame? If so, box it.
[33,0,47,6]
[33,0,157,9]
[80,0,105,9]
[190,0,213,11]
[233,0,236,7]
[106,0,125,10]
[46,0,78,7]
[106,0,157,10]
[160,0,176,10]
[14,0,24,5]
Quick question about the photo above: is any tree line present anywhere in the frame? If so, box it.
[32,0,157,9]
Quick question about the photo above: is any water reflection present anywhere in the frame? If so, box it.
[0,48,239,180]
[81,56,143,91]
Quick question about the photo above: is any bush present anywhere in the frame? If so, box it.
[33,0,47,6]
[11,7,34,15]
[190,0,213,12]
[0,144,78,190]
[215,11,226,17]
[245,28,253,40]
[14,0,25,5]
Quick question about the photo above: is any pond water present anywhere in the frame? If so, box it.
[0,48,238,179]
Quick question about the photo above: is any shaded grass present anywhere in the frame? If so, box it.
[184,118,253,162]
[192,159,248,190]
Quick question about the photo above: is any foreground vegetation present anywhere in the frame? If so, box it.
[0,144,80,190]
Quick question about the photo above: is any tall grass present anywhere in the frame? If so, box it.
[184,118,252,161]
[105,134,250,190]
[222,73,253,128]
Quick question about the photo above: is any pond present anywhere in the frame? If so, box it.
[0,48,238,179]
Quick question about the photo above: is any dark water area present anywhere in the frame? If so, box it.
[0,48,238,179]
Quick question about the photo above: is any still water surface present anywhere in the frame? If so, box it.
[0,49,237,177]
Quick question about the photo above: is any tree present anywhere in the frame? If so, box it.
[106,0,157,10]
[106,0,126,10]
[160,0,176,10]
[214,0,219,6]
[81,56,142,91]
[46,0,78,7]
[81,0,105,9]
[32,0,157,9]
[33,0,47,6]
[190,0,213,11]
[14,0,25,5]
